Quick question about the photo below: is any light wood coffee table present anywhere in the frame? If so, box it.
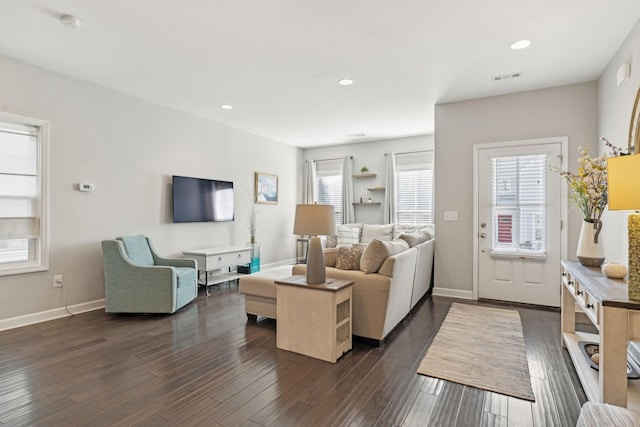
[275,275,353,363]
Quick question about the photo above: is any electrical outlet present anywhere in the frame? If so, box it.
[53,274,63,288]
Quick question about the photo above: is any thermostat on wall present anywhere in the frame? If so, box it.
[79,183,94,192]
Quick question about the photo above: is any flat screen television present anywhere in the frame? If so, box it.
[172,175,235,223]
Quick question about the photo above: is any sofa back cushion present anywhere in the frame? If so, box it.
[337,225,360,247]
[360,239,409,273]
[324,248,338,267]
[398,231,429,247]
[361,224,394,244]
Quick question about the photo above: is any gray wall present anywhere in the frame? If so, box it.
[0,55,300,327]
[599,18,640,265]
[302,135,434,224]
[433,82,598,297]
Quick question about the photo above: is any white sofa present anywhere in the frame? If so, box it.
[240,223,434,344]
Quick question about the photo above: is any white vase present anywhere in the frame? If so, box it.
[577,219,605,267]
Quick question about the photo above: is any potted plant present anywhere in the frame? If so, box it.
[360,166,369,173]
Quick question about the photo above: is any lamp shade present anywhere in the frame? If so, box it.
[608,155,640,210]
[293,204,336,236]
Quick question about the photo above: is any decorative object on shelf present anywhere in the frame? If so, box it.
[601,262,628,279]
[255,172,278,204]
[578,341,640,379]
[360,166,369,173]
[551,138,623,266]
[247,193,258,243]
[360,197,363,203]
[368,197,372,203]
[293,204,336,283]
[248,241,260,273]
[576,220,605,267]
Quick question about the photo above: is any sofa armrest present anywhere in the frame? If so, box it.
[381,248,418,338]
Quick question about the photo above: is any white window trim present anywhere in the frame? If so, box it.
[0,111,49,276]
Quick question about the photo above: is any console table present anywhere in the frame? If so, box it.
[561,260,640,409]
[183,246,251,294]
[275,275,353,363]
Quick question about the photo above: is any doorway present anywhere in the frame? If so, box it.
[473,138,567,307]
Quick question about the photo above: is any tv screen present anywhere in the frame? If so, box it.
[172,175,235,223]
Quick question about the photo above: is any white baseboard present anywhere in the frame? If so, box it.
[432,287,474,300]
[0,299,105,332]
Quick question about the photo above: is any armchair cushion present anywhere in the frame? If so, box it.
[119,235,154,266]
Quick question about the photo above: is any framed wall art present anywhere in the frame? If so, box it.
[255,172,278,204]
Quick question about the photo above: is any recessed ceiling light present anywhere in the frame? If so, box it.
[338,79,354,86]
[511,40,531,50]
[220,104,233,110]
[401,127,410,131]
[59,14,81,29]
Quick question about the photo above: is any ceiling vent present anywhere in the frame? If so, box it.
[492,72,522,81]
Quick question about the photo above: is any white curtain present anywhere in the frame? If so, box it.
[383,152,396,224]
[341,156,355,224]
[302,160,316,204]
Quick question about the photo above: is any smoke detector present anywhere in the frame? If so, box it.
[59,14,81,29]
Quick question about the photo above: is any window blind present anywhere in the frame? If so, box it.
[315,159,343,224]
[0,123,40,239]
[395,151,433,225]
[490,154,546,255]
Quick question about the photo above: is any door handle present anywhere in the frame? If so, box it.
[480,233,486,238]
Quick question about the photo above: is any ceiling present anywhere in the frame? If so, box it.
[1,1,639,148]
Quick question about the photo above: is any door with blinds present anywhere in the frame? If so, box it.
[476,140,563,307]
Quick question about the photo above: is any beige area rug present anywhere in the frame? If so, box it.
[417,303,535,401]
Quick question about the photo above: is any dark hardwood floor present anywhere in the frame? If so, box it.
[0,281,587,426]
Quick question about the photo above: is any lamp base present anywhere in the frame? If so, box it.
[306,236,326,284]
[629,214,640,300]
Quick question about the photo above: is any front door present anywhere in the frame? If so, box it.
[475,138,565,307]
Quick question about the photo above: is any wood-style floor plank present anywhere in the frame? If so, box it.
[0,283,587,426]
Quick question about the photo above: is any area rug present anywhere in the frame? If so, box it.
[417,303,535,401]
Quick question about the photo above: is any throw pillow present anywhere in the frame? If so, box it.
[361,224,394,244]
[360,239,410,274]
[398,231,428,247]
[325,234,338,248]
[337,225,360,247]
[324,248,338,267]
[336,245,364,270]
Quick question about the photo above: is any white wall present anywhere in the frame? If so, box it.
[0,55,300,327]
[599,18,640,265]
[434,82,598,296]
[302,135,434,224]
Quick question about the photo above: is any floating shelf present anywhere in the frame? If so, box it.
[353,202,381,206]
[353,173,377,178]
[367,187,385,191]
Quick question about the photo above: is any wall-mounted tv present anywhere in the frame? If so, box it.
[172,175,235,223]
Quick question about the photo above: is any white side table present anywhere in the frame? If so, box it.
[275,275,353,363]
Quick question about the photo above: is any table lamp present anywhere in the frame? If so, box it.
[607,154,640,300]
[293,204,336,284]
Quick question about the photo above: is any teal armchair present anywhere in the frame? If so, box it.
[101,235,198,314]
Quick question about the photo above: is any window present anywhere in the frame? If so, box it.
[0,113,48,275]
[315,159,342,224]
[490,154,546,256]
[395,151,433,225]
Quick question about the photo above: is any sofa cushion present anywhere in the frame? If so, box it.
[398,231,429,247]
[337,225,360,247]
[361,224,394,244]
[325,234,338,248]
[336,245,364,270]
[325,248,338,267]
[360,239,409,273]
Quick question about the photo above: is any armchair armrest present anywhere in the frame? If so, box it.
[145,237,197,269]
